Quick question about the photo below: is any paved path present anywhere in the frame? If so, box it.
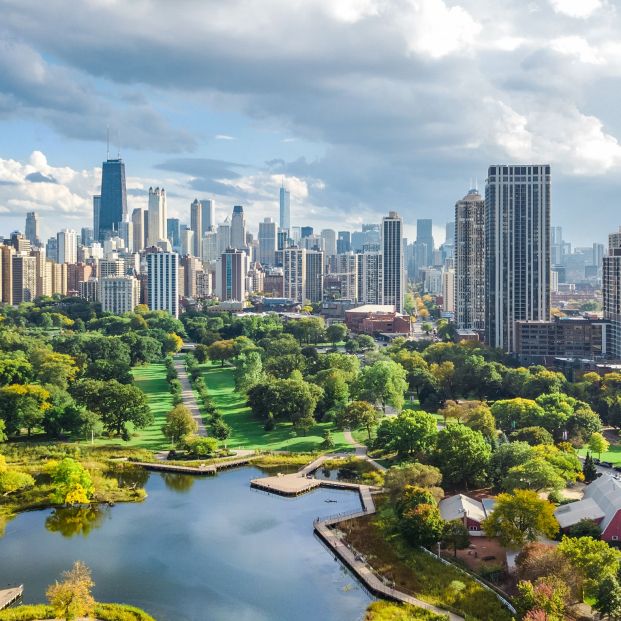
[343,430,387,472]
[173,355,206,437]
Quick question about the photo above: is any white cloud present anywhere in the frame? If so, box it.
[549,36,604,64]
[549,0,602,18]
[215,134,236,140]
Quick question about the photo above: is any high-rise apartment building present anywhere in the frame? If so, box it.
[283,247,306,303]
[98,158,127,242]
[332,252,358,300]
[604,227,621,357]
[100,276,140,315]
[132,208,145,252]
[25,212,40,246]
[231,206,246,249]
[216,249,247,302]
[57,229,78,264]
[357,251,383,304]
[146,251,179,318]
[147,187,167,247]
[305,250,324,303]
[442,269,455,314]
[200,199,215,234]
[455,189,485,331]
[190,199,202,257]
[217,218,231,256]
[382,212,404,313]
[485,165,551,352]
[202,230,218,263]
[12,254,37,303]
[321,229,337,257]
[258,218,277,267]
[337,231,351,254]
[416,219,435,267]
[279,185,290,232]
[93,196,101,242]
[180,226,194,256]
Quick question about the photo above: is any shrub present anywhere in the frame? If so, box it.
[182,434,218,458]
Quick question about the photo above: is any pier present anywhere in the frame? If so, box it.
[131,455,255,476]
[0,585,23,610]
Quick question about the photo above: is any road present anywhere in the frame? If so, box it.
[173,355,207,437]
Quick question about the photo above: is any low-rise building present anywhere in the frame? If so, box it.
[439,494,495,536]
[345,304,411,335]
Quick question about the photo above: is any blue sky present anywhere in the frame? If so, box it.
[0,0,620,246]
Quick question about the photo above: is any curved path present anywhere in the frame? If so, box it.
[343,430,387,472]
[173,355,206,437]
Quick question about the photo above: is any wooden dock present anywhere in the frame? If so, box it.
[131,456,254,476]
[0,585,23,610]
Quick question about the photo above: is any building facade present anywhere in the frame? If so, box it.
[100,276,140,315]
[382,212,404,313]
[98,158,127,242]
[146,251,179,317]
[147,187,167,247]
[283,247,306,303]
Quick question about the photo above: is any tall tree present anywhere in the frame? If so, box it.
[375,410,438,457]
[46,561,95,621]
[353,360,407,413]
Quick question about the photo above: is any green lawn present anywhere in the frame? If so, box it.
[578,443,621,465]
[200,362,351,452]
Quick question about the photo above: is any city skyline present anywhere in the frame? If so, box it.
[2,1,621,245]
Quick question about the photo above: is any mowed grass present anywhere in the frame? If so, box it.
[200,362,351,452]
[579,443,621,465]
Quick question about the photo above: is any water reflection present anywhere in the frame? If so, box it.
[161,472,195,493]
[45,505,108,538]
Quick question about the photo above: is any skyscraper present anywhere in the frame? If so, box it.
[25,212,39,246]
[167,218,180,251]
[455,189,485,331]
[283,247,306,303]
[93,195,101,242]
[382,212,404,313]
[357,251,383,304]
[57,229,78,264]
[415,219,434,268]
[485,165,551,352]
[217,218,231,255]
[604,227,621,357]
[180,226,194,256]
[190,199,202,257]
[132,208,145,252]
[200,199,215,234]
[146,251,179,317]
[279,185,290,232]
[98,158,127,242]
[337,231,351,254]
[217,249,248,302]
[305,250,324,303]
[258,218,277,266]
[147,187,167,247]
[12,254,36,304]
[320,229,337,257]
[100,276,140,315]
[231,206,246,249]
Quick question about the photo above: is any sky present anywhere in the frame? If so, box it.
[0,0,620,246]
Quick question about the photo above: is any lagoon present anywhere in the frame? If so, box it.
[0,467,371,621]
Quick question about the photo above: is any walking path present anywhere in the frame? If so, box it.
[343,430,387,472]
[173,355,206,436]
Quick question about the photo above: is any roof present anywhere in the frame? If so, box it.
[439,494,486,524]
[554,497,605,529]
[346,304,396,314]
[584,474,621,532]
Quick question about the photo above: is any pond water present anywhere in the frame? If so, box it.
[0,467,371,621]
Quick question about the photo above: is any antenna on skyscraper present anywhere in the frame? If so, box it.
[475,177,478,191]
[117,128,121,158]
[106,126,110,160]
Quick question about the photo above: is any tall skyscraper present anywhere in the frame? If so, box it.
[332,252,358,300]
[147,187,167,247]
[337,231,351,254]
[132,208,145,252]
[12,254,37,303]
[93,195,101,241]
[98,158,127,242]
[258,218,277,267]
[230,206,246,249]
[146,251,179,317]
[320,229,337,257]
[57,229,78,264]
[305,250,324,303]
[80,227,94,247]
[190,199,202,257]
[382,212,404,313]
[301,226,313,239]
[180,226,194,256]
[279,185,290,232]
[201,230,218,262]
[117,220,133,252]
[485,165,551,352]
[415,219,434,268]
[25,212,40,246]
[455,189,485,331]
[167,218,180,251]
[604,227,621,357]
[283,247,306,303]
[200,199,215,234]
[357,251,383,304]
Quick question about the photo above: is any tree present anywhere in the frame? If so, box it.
[491,398,545,434]
[0,419,5,443]
[72,379,152,437]
[582,452,598,483]
[211,419,231,444]
[207,340,237,366]
[434,424,491,488]
[516,542,579,598]
[233,351,263,393]
[182,434,218,457]
[400,502,445,547]
[162,405,197,445]
[558,535,621,598]
[383,462,443,503]
[510,426,554,447]
[326,323,348,346]
[374,410,438,457]
[502,457,565,492]
[482,490,559,548]
[442,520,470,557]
[588,431,609,460]
[46,561,95,621]
[0,469,35,495]
[594,575,621,620]
[568,518,602,539]
[353,360,407,413]
[490,442,534,486]
[49,458,94,506]
[0,383,51,436]
[338,400,380,440]
[516,576,569,621]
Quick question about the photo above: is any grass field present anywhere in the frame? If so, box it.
[82,361,173,450]
[578,443,621,465]
[200,362,352,451]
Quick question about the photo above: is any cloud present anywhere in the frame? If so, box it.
[25,171,57,184]
[215,134,236,140]
[549,0,602,18]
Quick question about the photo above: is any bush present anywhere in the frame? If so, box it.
[182,434,218,458]
[0,603,155,621]
[365,601,448,620]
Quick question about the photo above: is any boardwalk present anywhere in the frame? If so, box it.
[0,585,23,610]
[173,355,206,436]
[132,455,255,476]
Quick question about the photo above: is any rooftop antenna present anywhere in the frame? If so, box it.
[116,128,121,159]
[106,126,110,160]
